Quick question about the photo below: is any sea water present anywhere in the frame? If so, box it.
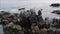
[0,0,60,19]
[0,24,4,34]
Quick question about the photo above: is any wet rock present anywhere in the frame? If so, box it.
[51,10,60,14]
[50,3,60,7]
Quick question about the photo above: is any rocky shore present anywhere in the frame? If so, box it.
[0,9,60,34]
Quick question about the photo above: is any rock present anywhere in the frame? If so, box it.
[51,10,60,14]
[18,8,25,11]
[50,3,60,7]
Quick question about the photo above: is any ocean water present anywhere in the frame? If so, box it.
[0,25,4,34]
[0,0,60,19]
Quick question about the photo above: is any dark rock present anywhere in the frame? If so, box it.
[18,8,25,11]
[51,10,60,14]
[50,3,60,7]
[38,10,42,16]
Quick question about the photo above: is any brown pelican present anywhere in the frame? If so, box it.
[50,3,60,7]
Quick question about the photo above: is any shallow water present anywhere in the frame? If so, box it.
[0,25,4,34]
